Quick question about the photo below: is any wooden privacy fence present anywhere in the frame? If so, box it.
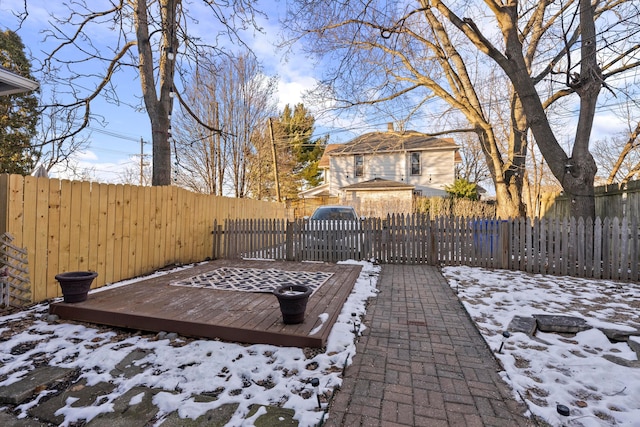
[217,215,640,282]
[0,174,287,304]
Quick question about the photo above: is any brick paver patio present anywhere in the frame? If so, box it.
[324,264,534,426]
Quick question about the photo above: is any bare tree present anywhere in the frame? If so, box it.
[246,121,276,200]
[590,89,640,185]
[285,0,640,218]
[16,0,264,186]
[173,52,277,196]
[118,160,152,186]
[593,121,640,185]
[33,89,90,173]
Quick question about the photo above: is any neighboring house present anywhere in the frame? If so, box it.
[300,124,460,217]
[0,66,38,96]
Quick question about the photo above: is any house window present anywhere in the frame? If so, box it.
[354,155,364,177]
[410,152,421,175]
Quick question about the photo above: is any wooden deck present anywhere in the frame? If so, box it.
[49,259,362,348]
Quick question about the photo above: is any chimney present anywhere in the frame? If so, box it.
[387,122,394,132]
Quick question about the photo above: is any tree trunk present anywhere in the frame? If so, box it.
[496,0,599,219]
[151,118,172,185]
[476,126,526,219]
[135,0,178,186]
[494,180,525,219]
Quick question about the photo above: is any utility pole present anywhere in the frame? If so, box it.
[268,118,281,202]
[138,137,150,186]
[140,137,145,186]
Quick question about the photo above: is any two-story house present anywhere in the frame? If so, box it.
[300,124,460,216]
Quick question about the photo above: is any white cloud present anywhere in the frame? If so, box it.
[277,78,316,110]
[49,150,137,183]
[592,111,627,140]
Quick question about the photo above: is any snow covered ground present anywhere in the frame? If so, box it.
[443,266,640,427]
[0,260,380,427]
[2,262,639,426]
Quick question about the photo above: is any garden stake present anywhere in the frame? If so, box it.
[497,331,511,354]
[311,378,321,409]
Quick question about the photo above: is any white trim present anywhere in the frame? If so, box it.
[298,183,332,198]
[0,68,39,96]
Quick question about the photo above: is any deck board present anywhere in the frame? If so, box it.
[49,259,362,348]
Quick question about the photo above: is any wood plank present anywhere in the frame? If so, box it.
[77,181,91,273]
[141,185,152,273]
[112,184,124,282]
[47,179,61,298]
[22,177,38,296]
[49,259,362,348]
[7,174,24,248]
[88,181,101,287]
[121,183,133,279]
[68,181,83,273]
[0,174,8,236]
[105,184,117,284]
[602,218,611,279]
[58,180,72,280]
[612,218,620,280]
[627,218,635,281]
[594,218,602,279]
[95,183,108,286]
[34,177,49,302]
[151,186,162,269]
[132,185,144,276]
[577,218,585,277]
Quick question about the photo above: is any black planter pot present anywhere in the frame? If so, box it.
[55,271,98,303]
[273,284,312,324]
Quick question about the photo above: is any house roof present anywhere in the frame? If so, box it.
[341,177,415,191]
[330,130,458,156]
[317,144,342,169]
[0,66,39,96]
[298,183,331,198]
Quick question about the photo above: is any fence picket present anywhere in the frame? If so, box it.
[585,217,593,278]
[4,170,640,305]
[631,217,639,280]
[602,218,611,279]
[612,218,621,281]
[621,218,629,281]
[216,214,639,283]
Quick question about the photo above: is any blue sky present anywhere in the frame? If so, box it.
[1,0,360,182]
[1,0,631,184]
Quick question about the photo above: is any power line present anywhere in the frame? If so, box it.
[89,126,147,143]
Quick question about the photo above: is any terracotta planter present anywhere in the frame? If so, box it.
[55,271,98,303]
[273,284,312,324]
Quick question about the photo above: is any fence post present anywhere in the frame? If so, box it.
[499,220,510,269]
[211,220,223,259]
[286,220,294,261]
[429,216,437,266]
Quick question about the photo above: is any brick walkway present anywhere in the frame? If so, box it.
[324,264,534,426]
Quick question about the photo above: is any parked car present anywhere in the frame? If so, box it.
[301,206,364,261]
[309,205,359,221]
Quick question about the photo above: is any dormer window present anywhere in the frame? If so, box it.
[354,154,364,177]
[410,152,421,175]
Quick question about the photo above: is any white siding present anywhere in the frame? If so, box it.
[407,149,456,196]
[343,189,413,218]
[328,149,456,197]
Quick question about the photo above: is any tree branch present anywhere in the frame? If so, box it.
[174,89,224,135]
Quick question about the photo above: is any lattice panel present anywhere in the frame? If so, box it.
[0,233,31,308]
[170,267,333,295]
